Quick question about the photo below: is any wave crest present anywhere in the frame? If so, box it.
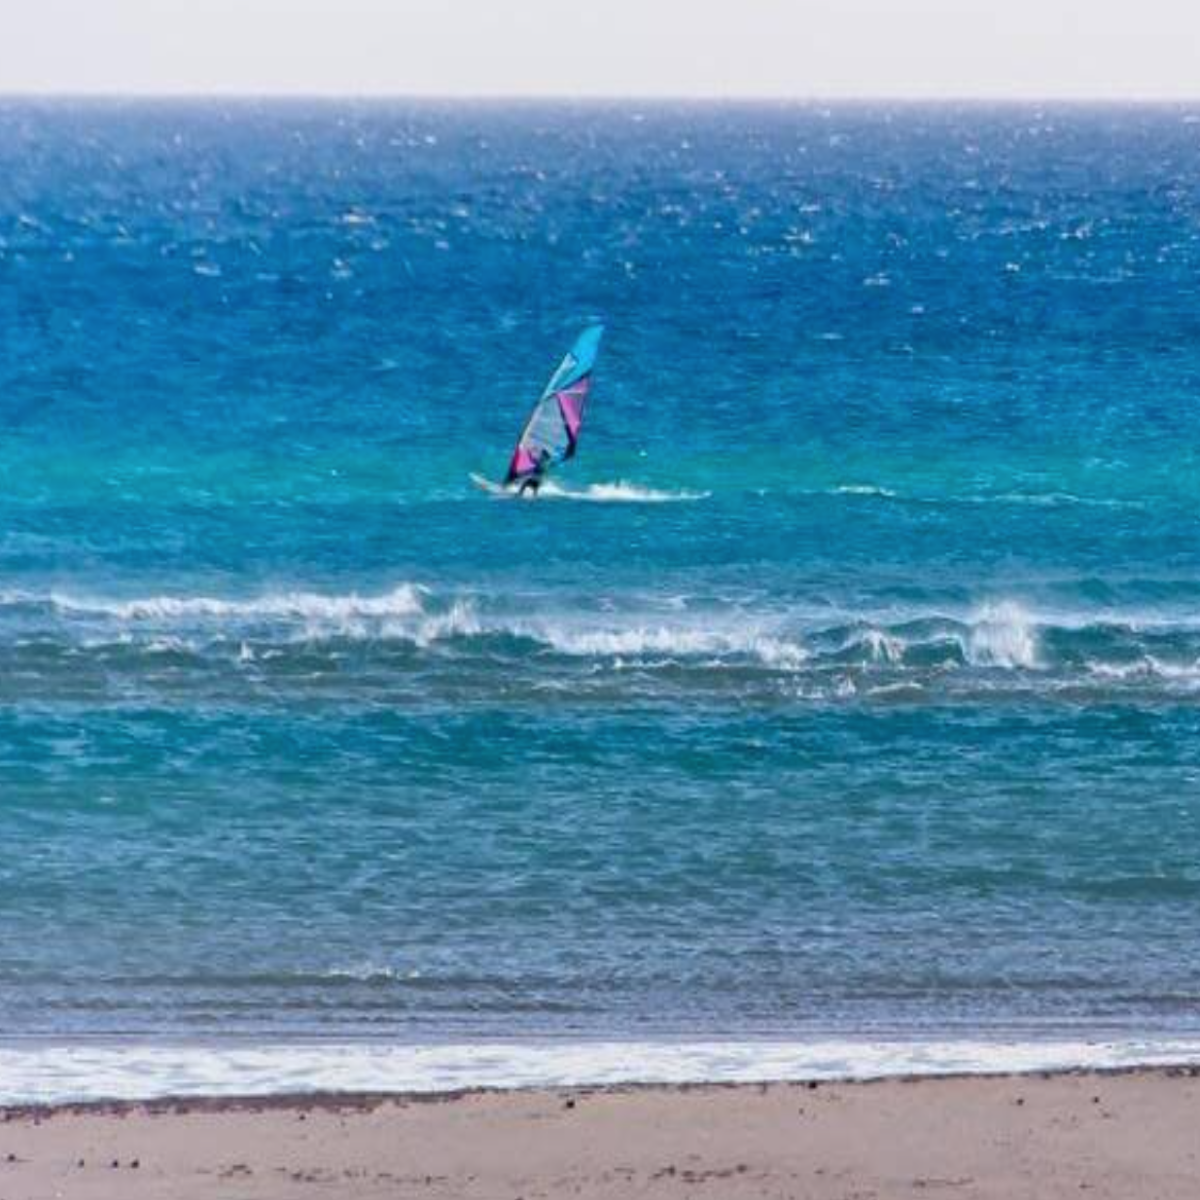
[2,587,1199,698]
[38,585,427,624]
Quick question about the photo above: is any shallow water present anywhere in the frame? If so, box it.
[2,101,1200,1095]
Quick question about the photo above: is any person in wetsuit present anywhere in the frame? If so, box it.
[516,448,552,497]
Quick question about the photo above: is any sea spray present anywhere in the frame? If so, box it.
[966,602,1040,669]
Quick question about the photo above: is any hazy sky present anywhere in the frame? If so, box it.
[2,0,1198,99]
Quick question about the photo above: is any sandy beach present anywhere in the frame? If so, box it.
[2,1068,1198,1199]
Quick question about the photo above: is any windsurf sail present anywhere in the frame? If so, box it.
[504,324,604,486]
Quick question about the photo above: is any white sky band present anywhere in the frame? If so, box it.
[2,0,1199,100]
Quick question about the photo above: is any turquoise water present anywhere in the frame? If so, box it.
[2,102,1200,1086]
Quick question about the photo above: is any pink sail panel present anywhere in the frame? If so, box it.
[509,445,538,478]
[556,377,590,446]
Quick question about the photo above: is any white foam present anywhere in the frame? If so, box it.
[537,481,708,504]
[1086,656,1200,687]
[2,1038,1199,1105]
[987,491,1142,511]
[142,635,192,655]
[833,484,898,499]
[532,622,807,669]
[325,963,407,983]
[42,586,427,624]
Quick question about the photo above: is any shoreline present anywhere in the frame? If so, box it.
[4,1060,1200,1118]
[5,1034,1200,1107]
[3,1069,1199,1198]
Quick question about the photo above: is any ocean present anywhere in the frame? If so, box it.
[2,99,1200,1102]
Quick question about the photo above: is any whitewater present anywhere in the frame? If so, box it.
[2,585,1199,702]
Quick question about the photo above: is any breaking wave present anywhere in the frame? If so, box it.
[1,587,1199,699]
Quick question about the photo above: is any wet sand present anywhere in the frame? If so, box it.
[2,1068,1199,1198]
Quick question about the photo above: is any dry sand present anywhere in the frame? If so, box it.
[2,1069,1199,1199]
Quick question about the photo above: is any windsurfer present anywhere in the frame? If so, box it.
[516,448,552,496]
[483,325,603,500]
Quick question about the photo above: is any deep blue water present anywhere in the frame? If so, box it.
[2,101,1200,1052]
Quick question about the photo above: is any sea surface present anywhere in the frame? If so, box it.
[2,100,1200,1101]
